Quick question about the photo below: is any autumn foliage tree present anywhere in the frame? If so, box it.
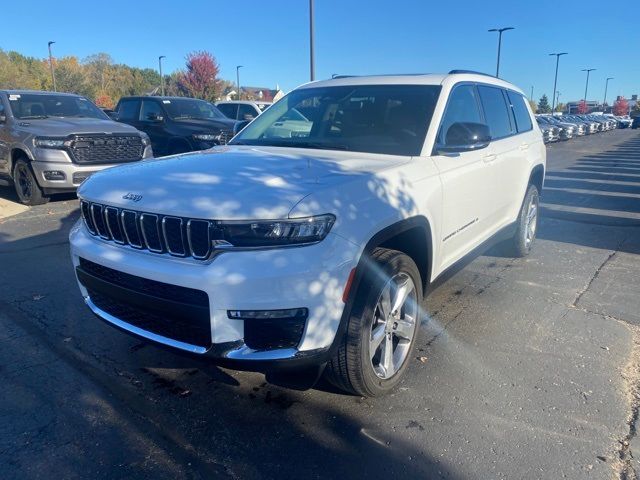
[176,51,221,102]
[577,100,589,114]
[613,97,629,116]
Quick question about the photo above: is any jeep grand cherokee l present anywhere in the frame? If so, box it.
[0,90,152,205]
[70,71,545,396]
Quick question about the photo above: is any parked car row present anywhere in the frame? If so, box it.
[535,113,627,144]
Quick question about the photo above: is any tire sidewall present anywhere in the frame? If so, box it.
[516,185,539,255]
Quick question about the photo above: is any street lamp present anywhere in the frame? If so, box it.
[603,77,614,112]
[530,86,534,101]
[158,56,166,96]
[309,0,315,81]
[47,41,57,92]
[488,27,514,78]
[581,68,596,102]
[236,65,243,100]
[549,52,568,115]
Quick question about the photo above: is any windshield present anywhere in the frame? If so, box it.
[7,93,108,120]
[231,84,441,156]
[162,98,225,120]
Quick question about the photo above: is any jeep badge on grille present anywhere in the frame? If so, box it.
[122,193,143,202]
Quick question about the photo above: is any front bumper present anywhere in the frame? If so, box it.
[70,220,359,370]
[31,146,153,191]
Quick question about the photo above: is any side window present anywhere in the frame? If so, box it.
[477,85,514,139]
[438,85,482,144]
[217,103,238,119]
[140,100,163,121]
[117,100,140,121]
[507,91,533,133]
[238,104,258,121]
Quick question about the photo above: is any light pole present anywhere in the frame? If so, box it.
[549,52,567,116]
[556,91,561,113]
[309,0,315,81]
[530,86,534,101]
[581,68,596,102]
[47,41,57,92]
[158,56,166,96]
[236,65,243,100]
[603,77,614,112]
[488,27,514,78]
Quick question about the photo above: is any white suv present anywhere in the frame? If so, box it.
[70,71,545,396]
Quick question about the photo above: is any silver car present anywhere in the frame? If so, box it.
[0,90,152,205]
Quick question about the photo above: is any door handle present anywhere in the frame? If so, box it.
[519,143,530,151]
[483,153,497,163]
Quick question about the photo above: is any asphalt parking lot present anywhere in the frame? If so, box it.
[1,129,640,480]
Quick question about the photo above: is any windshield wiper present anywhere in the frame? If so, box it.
[19,115,49,119]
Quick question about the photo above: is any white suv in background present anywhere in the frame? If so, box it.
[70,71,545,397]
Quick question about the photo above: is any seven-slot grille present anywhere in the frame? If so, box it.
[80,200,213,260]
[69,135,144,164]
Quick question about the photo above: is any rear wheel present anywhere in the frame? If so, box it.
[13,158,49,206]
[504,184,539,257]
[324,248,422,397]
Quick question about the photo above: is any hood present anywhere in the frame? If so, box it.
[15,117,141,136]
[171,117,237,131]
[79,145,410,220]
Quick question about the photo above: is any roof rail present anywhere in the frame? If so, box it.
[331,73,432,79]
[331,74,356,79]
[448,69,495,78]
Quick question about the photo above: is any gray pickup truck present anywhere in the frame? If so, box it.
[0,90,153,205]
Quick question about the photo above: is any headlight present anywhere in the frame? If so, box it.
[140,133,151,146]
[193,133,221,142]
[34,137,66,148]
[215,214,335,248]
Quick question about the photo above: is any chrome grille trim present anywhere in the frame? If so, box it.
[80,201,214,260]
[186,219,211,260]
[121,210,143,249]
[105,206,125,245]
[139,213,163,253]
[162,217,187,257]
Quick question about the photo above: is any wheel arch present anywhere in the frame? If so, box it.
[529,164,545,193]
[361,216,433,297]
[10,147,33,173]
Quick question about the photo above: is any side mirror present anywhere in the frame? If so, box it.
[437,122,491,153]
[233,120,251,135]
[147,113,164,122]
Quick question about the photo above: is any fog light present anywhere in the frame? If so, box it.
[43,170,66,181]
[228,308,308,320]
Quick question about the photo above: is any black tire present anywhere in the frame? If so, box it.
[324,248,423,397]
[13,158,49,206]
[503,184,539,258]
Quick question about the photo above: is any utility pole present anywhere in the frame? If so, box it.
[530,86,534,101]
[549,52,568,116]
[603,77,614,112]
[236,65,243,100]
[488,27,514,78]
[581,68,596,102]
[158,56,166,96]
[48,41,57,92]
[309,0,315,81]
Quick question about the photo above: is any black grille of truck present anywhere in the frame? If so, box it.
[78,258,211,349]
[69,135,144,164]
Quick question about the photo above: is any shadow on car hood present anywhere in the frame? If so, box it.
[78,145,410,220]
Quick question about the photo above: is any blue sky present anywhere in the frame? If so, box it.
[2,0,639,103]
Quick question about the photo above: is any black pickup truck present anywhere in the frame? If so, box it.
[113,96,238,156]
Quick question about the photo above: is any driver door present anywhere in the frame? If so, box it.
[431,84,497,271]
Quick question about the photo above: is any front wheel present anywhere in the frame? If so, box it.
[324,248,423,397]
[13,159,49,206]
[504,184,539,257]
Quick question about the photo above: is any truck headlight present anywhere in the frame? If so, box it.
[140,133,151,146]
[193,133,221,142]
[216,214,336,248]
[34,137,66,148]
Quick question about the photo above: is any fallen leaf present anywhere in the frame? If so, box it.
[417,356,428,363]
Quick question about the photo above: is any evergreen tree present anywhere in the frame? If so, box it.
[537,94,551,114]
